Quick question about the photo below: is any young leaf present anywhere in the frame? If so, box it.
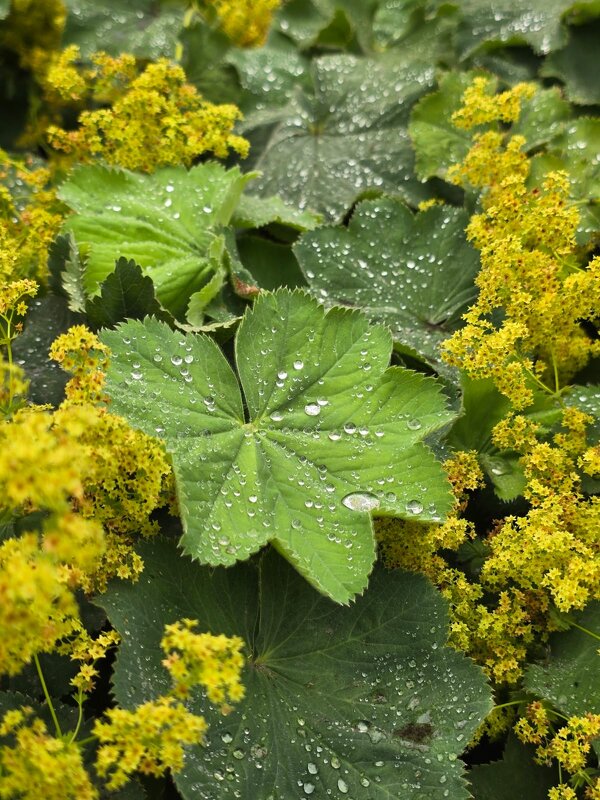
[86,258,168,330]
[59,163,254,318]
[245,53,435,221]
[294,199,479,368]
[101,289,454,603]
[524,602,600,715]
[98,539,493,800]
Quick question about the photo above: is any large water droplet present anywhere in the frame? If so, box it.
[342,492,380,512]
[304,403,321,417]
[407,418,422,431]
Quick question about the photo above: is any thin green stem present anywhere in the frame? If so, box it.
[570,622,600,643]
[551,352,560,395]
[69,689,85,744]
[33,654,62,738]
[492,700,525,711]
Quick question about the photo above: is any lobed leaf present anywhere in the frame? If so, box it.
[101,289,454,603]
[99,539,493,800]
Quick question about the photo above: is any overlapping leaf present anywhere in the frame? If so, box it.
[294,198,479,369]
[102,290,454,603]
[59,163,253,319]
[245,53,436,221]
[99,540,493,800]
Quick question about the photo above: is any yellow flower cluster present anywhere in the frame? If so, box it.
[162,618,245,708]
[45,50,249,172]
[443,78,600,409]
[94,696,208,789]
[49,324,109,405]
[484,407,600,613]
[0,154,64,284]
[203,0,282,47]
[0,708,96,800]
[451,77,536,129]
[516,702,600,794]
[64,627,120,693]
[93,617,245,788]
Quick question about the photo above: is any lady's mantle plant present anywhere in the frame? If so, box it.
[1,1,600,799]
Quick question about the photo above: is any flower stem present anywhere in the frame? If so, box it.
[34,653,62,738]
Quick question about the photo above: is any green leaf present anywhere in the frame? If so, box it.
[468,734,556,800]
[294,199,479,369]
[98,539,493,800]
[227,32,311,112]
[565,385,600,443]
[530,118,600,242]
[237,236,308,290]
[178,18,241,106]
[373,0,460,61]
[13,296,81,407]
[63,0,183,58]
[511,86,572,150]
[47,232,88,313]
[409,70,486,181]
[275,0,379,50]
[245,53,436,221]
[233,193,322,231]
[0,0,10,19]
[59,163,254,319]
[455,0,575,56]
[524,602,600,715]
[85,258,168,330]
[542,20,600,105]
[447,376,561,500]
[101,289,454,603]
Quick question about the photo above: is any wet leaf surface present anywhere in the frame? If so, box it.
[98,540,493,800]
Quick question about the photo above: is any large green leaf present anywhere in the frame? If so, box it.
[98,539,493,800]
[63,0,183,58]
[541,20,600,105]
[294,199,479,368]
[59,164,253,319]
[524,602,600,715]
[101,290,454,603]
[468,734,556,800]
[245,53,435,221]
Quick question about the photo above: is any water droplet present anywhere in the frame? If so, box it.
[303,783,315,795]
[342,493,380,512]
[232,749,244,760]
[407,418,422,431]
[171,355,183,366]
[307,763,318,775]
[406,500,424,515]
[293,360,304,370]
[221,733,233,744]
[337,778,349,793]
[304,403,321,417]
